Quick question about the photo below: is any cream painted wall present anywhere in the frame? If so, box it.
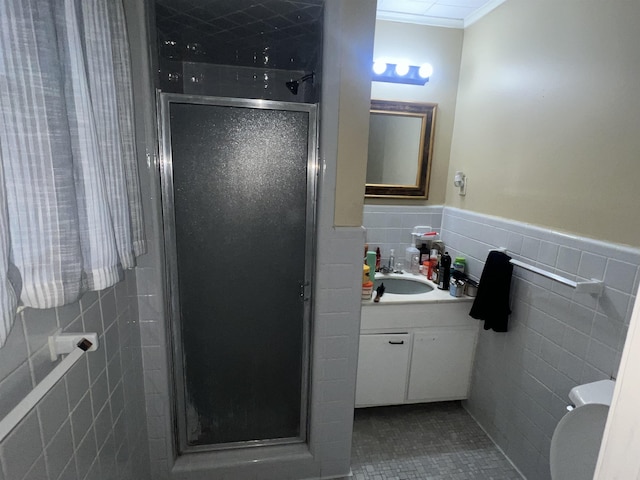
[332,0,377,227]
[447,0,640,247]
[368,21,463,206]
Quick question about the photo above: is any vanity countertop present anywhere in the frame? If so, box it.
[362,272,475,306]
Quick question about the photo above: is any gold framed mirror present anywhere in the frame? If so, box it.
[365,100,436,199]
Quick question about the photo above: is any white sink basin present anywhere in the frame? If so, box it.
[373,276,434,294]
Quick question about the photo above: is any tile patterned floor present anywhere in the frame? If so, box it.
[351,402,523,480]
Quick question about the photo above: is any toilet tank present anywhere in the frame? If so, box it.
[569,379,615,407]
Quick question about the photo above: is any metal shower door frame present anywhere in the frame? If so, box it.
[157,92,318,454]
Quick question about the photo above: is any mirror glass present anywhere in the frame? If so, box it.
[365,100,436,199]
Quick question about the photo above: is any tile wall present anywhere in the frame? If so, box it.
[362,205,443,263]
[0,271,150,480]
[309,225,367,479]
[362,205,639,479]
[181,62,317,103]
[441,207,639,480]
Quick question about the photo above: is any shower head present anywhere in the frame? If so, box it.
[286,80,300,95]
[286,72,315,95]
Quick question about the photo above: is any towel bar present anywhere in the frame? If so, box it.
[490,248,604,295]
[509,259,603,294]
[0,336,96,443]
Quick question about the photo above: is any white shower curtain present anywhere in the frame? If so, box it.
[0,0,146,346]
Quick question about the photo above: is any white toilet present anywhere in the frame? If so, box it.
[550,379,615,480]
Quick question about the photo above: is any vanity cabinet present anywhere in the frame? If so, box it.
[355,334,410,406]
[407,328,477,401]
[356,301,478,408]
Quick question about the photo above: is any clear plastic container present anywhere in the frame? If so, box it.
[405,245,419,274]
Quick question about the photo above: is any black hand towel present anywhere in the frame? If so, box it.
[469,251,513,332]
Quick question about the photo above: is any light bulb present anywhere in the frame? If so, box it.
[419,63,433,79]
[372,61,387,75]
[395,63,409,76]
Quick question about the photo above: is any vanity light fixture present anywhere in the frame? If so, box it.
[372,61,433,85]
[453,171,467,196]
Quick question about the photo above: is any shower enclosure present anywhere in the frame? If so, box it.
[158,93,317,453]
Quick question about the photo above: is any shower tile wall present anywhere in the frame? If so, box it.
[0,271,150,480]
[441,207,639,480]
[181,62,316,103]
[362,205,443,260]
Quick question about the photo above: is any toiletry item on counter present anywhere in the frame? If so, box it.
[388,249,395,270]
[419,243,430,265]
[362,280,373,300]
[405,244,420,275]
[428,249,438,280]
[375,247,381,271]
[410,226,437,246]
[366,251,377,283]
[438,252,452,290]
[453,257,466,274]
[363,264,370,284]
[465,279,479,297]
[421,261,429,277]
[410,254,420,274]
[450,279,465,297]
[431,240,445,255]
[373,283,385,303]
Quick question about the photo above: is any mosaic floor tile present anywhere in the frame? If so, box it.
[351,402,522,480]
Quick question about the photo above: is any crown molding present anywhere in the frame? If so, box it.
[376,11,464,29]
[463,0,507,28]
[376,0,508,30]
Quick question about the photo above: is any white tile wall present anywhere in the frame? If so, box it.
[0,270,150,480]
[440,207,640,480]
[362,204,444,261]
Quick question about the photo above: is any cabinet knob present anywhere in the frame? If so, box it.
[388,340,404,345]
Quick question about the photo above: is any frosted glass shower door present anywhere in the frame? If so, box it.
[159,94,316,452]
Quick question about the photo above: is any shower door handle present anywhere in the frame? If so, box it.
[299,281,311,302]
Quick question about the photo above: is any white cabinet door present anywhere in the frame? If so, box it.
[407,328,477,402]
[355,333,411,406]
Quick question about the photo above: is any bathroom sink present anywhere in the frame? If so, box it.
[373,276,434,295]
